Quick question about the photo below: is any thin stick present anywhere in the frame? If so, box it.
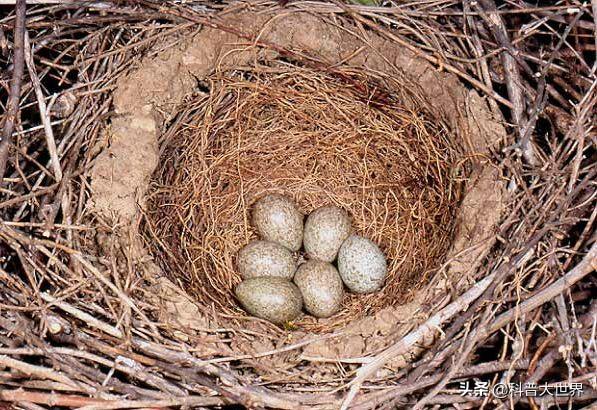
[592,0,597,75]
[412,329,480,410]
[0,390,224,409]
[40,292,123,338]
[486,242,596,335]
[24,31,62,181]
[71,253,161,339]
[0,355,80,390]
[0,390,106,408]
[477,0,535,164]
[78,396,225,410]
[0,0,26,186]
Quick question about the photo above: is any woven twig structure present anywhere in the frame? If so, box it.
[0,1,595,409]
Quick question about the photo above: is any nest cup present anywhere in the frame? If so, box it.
[144,66,465,331]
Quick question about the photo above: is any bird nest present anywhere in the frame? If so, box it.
[89,8,505,355]
[0,2,595,409]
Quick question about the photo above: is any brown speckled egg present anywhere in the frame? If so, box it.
[338,235,387,294]
[253,194,303,251]
[237,241,296,280]
[294,260,343,318]
[303,206,351,262]
[235,277,303,324]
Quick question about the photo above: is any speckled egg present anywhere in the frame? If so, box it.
[235,277,303,325]
[237,241,296,280]
[252,194,303,251]
[294,260,343,318]
[303,206,351,262]
[337,235,387,294]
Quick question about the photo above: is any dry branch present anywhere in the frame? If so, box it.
[23,32,62,182]
[476,0,536,164]
[0,0,26,185]
[0,355,80,390]
[485,241,597,336]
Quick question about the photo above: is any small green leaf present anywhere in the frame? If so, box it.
[283,321,298,331]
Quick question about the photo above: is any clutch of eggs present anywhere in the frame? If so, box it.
[235,196,388,325]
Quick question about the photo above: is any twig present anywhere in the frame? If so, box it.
[0,0,26,186]
[0,355,80,390]
[0,389,225,409]
[71,253,161,339]
[0,390,105,408]
[518,10,585,163]
[485,242,596,335]
[592,0,597,75]
[0,346,187,397]
[24,31,62,181]
[412,328,479,410]
[477,0,536,165]
[78,396,225,410]
[0,183,58,209]
[40,292,123,338]
[354,359,530,409]
[341,271,498,409]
